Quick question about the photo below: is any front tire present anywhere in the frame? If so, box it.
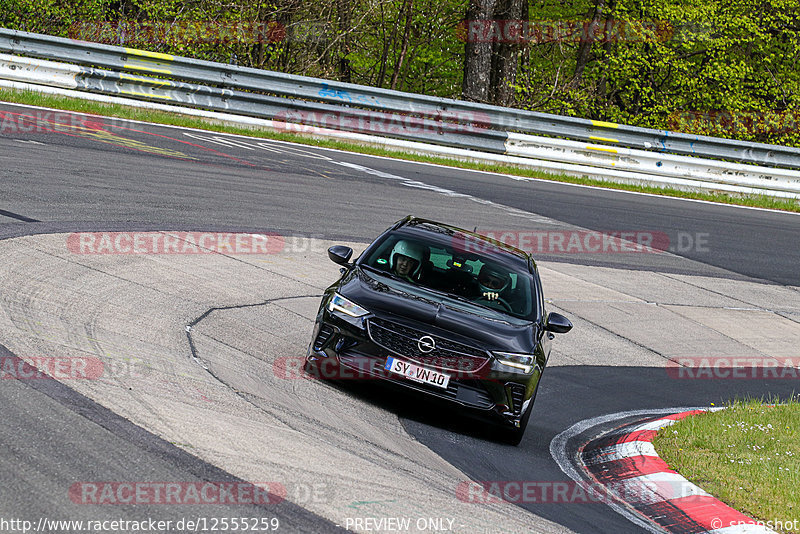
[500,376,541,445]
[501,401,532,445]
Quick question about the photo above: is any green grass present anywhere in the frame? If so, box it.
[2,87,799,214]
[653,399,800,533]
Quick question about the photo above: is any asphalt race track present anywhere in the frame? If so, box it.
[1,101,799,533]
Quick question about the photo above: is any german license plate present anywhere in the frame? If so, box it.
[385,356,450,389]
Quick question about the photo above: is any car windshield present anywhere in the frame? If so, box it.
[360,232,537,320]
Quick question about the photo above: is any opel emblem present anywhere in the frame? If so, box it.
[417,335,436,353]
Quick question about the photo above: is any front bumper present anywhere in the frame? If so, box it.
[306,310,540,428]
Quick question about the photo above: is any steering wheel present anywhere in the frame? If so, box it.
[476,294,513,313]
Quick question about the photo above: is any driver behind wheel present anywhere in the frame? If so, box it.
[475,264,511,301]
[390,240,426,282]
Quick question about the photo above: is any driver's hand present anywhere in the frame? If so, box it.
[482,291,500,300]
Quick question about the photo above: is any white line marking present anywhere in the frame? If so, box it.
[2,100,798,217]
[582,441,660,465]
[632,417,682,432]
[614,472,710,504]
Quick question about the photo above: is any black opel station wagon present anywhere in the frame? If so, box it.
[306,217,572,444]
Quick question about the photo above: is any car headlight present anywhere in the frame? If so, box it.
[328,293,369,318]
[493,352,536,374]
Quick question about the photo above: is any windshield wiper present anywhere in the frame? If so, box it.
[423,286,530,320]
[359,264,407,284]
[422,286,475,305]
[360,265,524,318]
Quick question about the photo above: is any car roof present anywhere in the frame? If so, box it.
[392,216,535,269]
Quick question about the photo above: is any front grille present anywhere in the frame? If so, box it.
[338,351,494,409]
[367,318,489,373]
[507,382,526,415]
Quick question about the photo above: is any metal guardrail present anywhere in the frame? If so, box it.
[2,30,800,199]
[6,52,800,200]
[0,53,509,153]
[504,133,800,195]
[85,67,510,153]
[3,27,800,170]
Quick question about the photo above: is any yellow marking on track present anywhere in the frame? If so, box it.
[51,122,194,159]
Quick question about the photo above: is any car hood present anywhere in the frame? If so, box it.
[337,267,539,353]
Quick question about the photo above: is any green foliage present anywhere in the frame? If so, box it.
[2,0,798,146]
[345,0,463,95]
[0,0,464,91]
[518,0,800,145]
[0,0,115,35]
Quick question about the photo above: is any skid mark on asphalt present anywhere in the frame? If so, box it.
[0,209,40,222]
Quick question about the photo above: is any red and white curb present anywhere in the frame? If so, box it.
[580,410,776,534]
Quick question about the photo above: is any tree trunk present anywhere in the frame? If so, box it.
[336,0,353,82]
[462,0,497,102]
[376,1,398,87]
[595,0,618,108]
[489,0,525,106]
[277,12,293,71]
[390,0,414,90]
[573,0,607,85]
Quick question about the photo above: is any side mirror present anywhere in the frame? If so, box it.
[545,312,572,334]
[328,245,353,266]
